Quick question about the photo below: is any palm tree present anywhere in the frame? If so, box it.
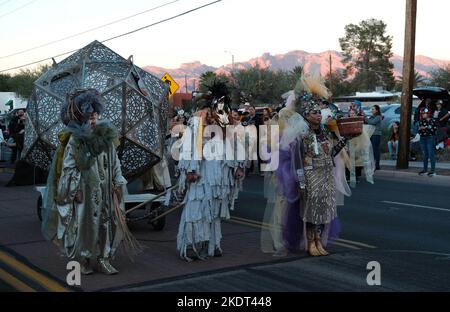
[290,65,304,78]
[288,65,304,88]
[397,70,427,90]
[199,71,217,88]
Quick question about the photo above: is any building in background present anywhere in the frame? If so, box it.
[0,92,27,114]
[169,93,193,116]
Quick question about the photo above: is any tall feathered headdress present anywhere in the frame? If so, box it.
[194,75,231,127]
[294,73,330,117]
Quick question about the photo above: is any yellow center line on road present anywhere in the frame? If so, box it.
[229,218,271,230]
[334,238,377,249]
[231,216,272,227]
[230,217,377,250]
[328,241,361,250]
[0,268,36,292]
[0,250,69,292]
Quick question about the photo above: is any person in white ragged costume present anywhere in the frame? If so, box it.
[176,80,245,262]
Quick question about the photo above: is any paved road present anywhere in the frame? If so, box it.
[122,173,450,292]
[236,172,450,253]
[0,171,449,291]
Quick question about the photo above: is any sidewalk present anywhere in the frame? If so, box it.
[0,162,14,174]
[380,160,450,170]
[377,160,450,186]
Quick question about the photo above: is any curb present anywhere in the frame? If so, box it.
[0,168,14,174]
[375,170,450,186]
[380,160,450,170]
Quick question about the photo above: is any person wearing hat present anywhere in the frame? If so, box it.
[418,108,438,176]
[41,88,139,275]
[351,100,362,115]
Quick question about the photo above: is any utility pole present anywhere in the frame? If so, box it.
[397,0,417,169]
[329,53,333,101]
[185,75,188,93]
[225,51,234,71]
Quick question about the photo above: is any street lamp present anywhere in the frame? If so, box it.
[224,50,235,71]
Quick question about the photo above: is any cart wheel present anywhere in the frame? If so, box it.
[148,202,165,231]
[37,195,43,222]
[150,214,166,231]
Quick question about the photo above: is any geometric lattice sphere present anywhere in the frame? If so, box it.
[23,40,170,180]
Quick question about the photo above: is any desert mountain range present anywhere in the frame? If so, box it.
[143,50,449,93]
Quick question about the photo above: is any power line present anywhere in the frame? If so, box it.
[102,0,221,43]
[0,0,38,19]
[0,0,222,73]
[0,0,13,7]
[0,0,180,60]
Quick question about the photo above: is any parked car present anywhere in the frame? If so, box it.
[381,104,419,129]
[413,86,449,102]
[361,106,372,116]
[362,104,417,130]
[412,86,450,122]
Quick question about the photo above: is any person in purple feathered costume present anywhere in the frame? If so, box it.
[261,74,350,257]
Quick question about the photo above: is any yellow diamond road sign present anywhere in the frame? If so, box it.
[161,73,180,96]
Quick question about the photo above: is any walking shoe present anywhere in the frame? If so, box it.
[185,246,199,261]
[213,248,223,257]
[427,172,436,177]
[418,170,427,176]
[273,248,288,257]
[79,258,93,275]
[97,258,118,275]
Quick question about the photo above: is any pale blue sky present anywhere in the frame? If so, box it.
[0,0,448,73]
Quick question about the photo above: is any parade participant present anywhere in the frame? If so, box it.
[261,74,350,257]
[260,107,309,256]
[294,74,350,257]
[176,80,245,261]
[344,110,376,187]
[41,89,139,275]
[346,122,376,187]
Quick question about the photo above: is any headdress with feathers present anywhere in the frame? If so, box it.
[294,73,330,117]
[194,76,231,127]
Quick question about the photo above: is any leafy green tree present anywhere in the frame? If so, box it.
[324,70,355,98]
[0,73,11,91]
[199,71,219,91]
[339,19,395,91]
[287,65,304,89]
[230,65,291,106]
[3,64,50,98]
